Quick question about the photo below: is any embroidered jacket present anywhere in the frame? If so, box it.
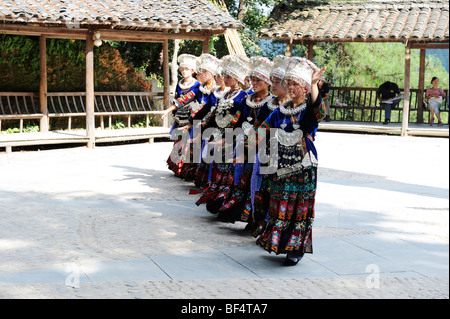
[172,80,201,127]
[202,90,248,131]
[250,93,326,177]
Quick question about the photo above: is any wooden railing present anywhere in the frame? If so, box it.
[47,91,165,130]
[2,87,449,132]
[0,92,42,132]
[328,87,449,124]
[0,91,165,132]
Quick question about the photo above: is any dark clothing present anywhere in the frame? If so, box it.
[319,82,330,98]
[377,81,401,122]
[377,81,400,100]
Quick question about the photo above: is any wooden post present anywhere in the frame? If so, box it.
[86,29,96,148]
[417,48,426,123]
[307,42,314,61]
[202,31,210,53]
[39,35,49,132]
[163,33,170,128]
[285,42,293,57]
[401,45,411,137]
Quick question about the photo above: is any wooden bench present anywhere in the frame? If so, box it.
[46,91,165,130]
[328,87,449,123]
[0,92,42,132]
[1,91,170,152]
[0,91,167,132]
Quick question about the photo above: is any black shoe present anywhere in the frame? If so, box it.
[282,256,302,266]
[383,119,390,125]
[325,115,331,122]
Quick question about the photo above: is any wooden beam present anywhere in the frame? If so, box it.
[0,24,89,39]
[0,24,227,41]
[417,48,426,123]
[39,35,49,133]
[86,29,95,148]
[102,29,213,42]
[401,45,411,137]
[410,43,449,50]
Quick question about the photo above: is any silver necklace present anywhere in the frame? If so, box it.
[217,89,241,112]
[279,101,307,116]
[213,86,230,99]
[215,89,241,128]
[178,78,196,91]
[268,97,291,111]
[199,83,216,95]
[245,93,273,109]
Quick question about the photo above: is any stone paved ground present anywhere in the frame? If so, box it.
[0,132,448,299]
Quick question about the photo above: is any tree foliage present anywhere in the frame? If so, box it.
[308,42,449,90]
[0,0,448,92]
[0,35,151,92]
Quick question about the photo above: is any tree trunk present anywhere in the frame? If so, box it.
[171,39,181,94]
[237,0,251,21]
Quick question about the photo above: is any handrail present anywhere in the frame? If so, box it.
[0,91,166,132]
[328,87,448,123]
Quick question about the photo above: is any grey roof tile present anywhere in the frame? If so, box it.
[0,0,242,30]
[259,0,449,42]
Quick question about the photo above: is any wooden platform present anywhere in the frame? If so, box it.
[319,121,449,137]
[0,127,170,152]
[1,121,448,153]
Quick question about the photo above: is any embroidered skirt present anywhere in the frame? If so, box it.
[196,163,235,214]
[216,163,253,223]
[167,130,198,181]
[256,167,317,255]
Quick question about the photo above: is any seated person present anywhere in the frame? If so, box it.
[425,76,446,126]
[376,81,402,125]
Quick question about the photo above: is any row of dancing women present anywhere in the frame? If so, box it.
[162,53,327,266]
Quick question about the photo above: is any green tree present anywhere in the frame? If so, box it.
[310,42,449,90]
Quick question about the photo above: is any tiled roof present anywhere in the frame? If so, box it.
[0,0,242,30]
[259,0,449,43]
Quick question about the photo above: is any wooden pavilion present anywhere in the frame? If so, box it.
[259,0,449,136]
[0,0,242,148]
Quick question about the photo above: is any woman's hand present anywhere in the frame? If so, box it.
[310,66,327,103]
[162,105,177,119]
[311,66,327,86]
[180,123,192,131]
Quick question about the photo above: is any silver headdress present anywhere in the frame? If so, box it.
[270,55,291,80]
[283,57,319,90]
[178,54,198,71]
[249,56,274,85]
[220,55,250,85]
[283,57,320,91]
[196,54,221,75]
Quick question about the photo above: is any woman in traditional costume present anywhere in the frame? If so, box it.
[216,56,274,223]
[165,54,199,177]
[190,61,229,188]
[253,57,327,266]
[247,55,292,234]
[195,55,250,214]
[164,54,220,180]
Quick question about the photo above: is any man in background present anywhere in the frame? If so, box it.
[376,81,402,125]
